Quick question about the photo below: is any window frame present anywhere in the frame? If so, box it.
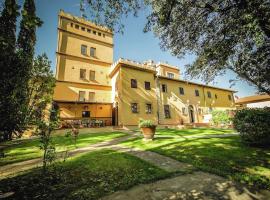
[79,91,86,102]
[145,81,151,90]
[179,87,185,95]
[146,103,152,114]
[167,72,175,79]
[131,79,137,88]
[195,89,200,97]
[207,91,212,98]
[81,44,87,55]
[80,69,86,79]
[164,105,171,118]
[90,70,95,81]
[131,103,138,113]
[161,84,167,93]
[89,92,95,101]
[90,47,96,57]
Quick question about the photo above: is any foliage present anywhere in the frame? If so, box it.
[0,150,169,199]
[84,0,270,94]
[138,119,156,128]
[233,108,270,147]
[211,110,231,126]
[0,0,21,141]
[121,129,270,189]
[65,127,80,148]
[0,0,43,141]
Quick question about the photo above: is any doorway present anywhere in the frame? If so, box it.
[188,105,195,123]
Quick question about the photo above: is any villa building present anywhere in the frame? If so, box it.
[53,10,236,127]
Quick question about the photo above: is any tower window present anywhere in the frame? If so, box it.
[90,70,95,81]
[75,24,79,29]
[90,47,96,57]
[80,69,86,79]
[81,45,87,55]
[228,94,232,101]
[98,32,101,36]
[81,27,85,31]
[167,72,174,78]
[87,29,91,33]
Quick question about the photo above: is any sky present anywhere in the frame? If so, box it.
[14,0,258,98]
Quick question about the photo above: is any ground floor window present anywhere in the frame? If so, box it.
[131,103,138,113]
[164,105,171,118]
[82,111,90,118]
[146,103,152,114]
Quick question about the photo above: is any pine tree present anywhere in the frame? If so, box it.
[0,0,20,141]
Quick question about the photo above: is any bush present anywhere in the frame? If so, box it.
[211,110,231,127]
[233,107,270,147]
[138,120,156,128]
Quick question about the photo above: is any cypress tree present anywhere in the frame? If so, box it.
[0,0,20,141]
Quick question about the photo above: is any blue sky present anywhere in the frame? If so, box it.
[16,0,258,97]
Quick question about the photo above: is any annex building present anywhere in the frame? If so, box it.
[53,10,236,127]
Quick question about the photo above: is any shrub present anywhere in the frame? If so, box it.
[233,107,270,147]
[138,120,156,128]
[211,110,231,126]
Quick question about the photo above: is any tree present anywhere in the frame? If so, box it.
[0,0,20,141]
[84,0,270,94]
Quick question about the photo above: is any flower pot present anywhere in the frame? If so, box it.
[141,127,156,140]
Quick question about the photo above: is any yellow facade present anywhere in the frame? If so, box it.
[109,59,235,126]
[54,11,236,127]
[53,10,113,122]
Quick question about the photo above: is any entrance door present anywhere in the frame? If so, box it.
[188,105,195,123]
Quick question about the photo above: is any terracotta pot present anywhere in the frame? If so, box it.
[141,127,156,140]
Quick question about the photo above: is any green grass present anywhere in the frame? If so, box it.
[0,149,169,200]
[122,128,270,189]
[0,131,127,166]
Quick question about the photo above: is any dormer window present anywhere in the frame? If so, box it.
[167,72,174,78]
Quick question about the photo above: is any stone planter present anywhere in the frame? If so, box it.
[141,126,156,140]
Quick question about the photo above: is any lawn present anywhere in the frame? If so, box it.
[0,131,127,166]
[0,149,169,200]
[122,128,270,189]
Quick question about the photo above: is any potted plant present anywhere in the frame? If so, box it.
[139,120,157,140]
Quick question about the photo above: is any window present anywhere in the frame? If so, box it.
[87,29,91,33]
[81,27,85,31]
[79,91,85,101]
[145,81,150,90]
[103,33,105,37]
[82,111,90,118]
[215,94,218,99]
[167,72,174,78]
[131,103,138,113]
[90,70,95,81]
[164,105,171,118]
[207,91,212,98]
[131,79,137,88]
[179,87,184,95]
[98,32,101,36]
[80,69,86,79]
[70,23,73,27]
[81,45,87,55]
[228,94,232,101]
[93,30,96,35]
[89,92,95,101]
[75,24,79,29]
[195,89,199,97]
[146,104,152,114]
[161,84,167,92]
[90,47,96,57]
